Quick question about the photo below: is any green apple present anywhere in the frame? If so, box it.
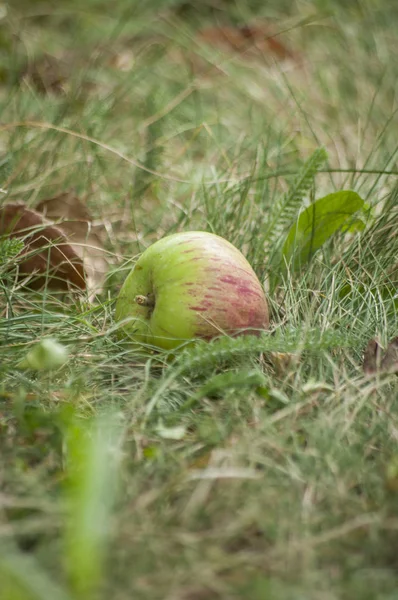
[115,231,269,350]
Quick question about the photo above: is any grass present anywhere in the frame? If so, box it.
[1,0,398,598]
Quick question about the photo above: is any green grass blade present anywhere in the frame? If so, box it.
[0,543,71,600]
[63,412,123,599]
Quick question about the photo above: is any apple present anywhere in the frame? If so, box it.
[115,231,269,350]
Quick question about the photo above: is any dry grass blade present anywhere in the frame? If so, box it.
[0,202,86,290]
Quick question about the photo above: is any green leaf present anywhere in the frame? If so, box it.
[341,218,366,234]
[281,190,364,272]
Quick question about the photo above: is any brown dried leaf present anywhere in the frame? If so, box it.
[197,23,298,63]
[381,337,398,373]
[0,202,86,290]
[363,339,382,374]
[363,337,398,374]
[20,51,95,96]
[175,587,221,600]
[36,192,108,297]
[21,53,71,95]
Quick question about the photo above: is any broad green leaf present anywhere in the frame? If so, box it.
[282,190,364,272]
[342,218,366,234]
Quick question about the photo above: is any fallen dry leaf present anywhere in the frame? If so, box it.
[381,337,398,372]
[20,51,95,96]
[0,202,86,290]
[36,192,108,297]
[174,586,221,600]
[20,52,71,95]
[363,338,382,374]
[363,337,398,374]
[197,22,299,63]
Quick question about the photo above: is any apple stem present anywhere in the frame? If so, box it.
[135,293,155,308]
